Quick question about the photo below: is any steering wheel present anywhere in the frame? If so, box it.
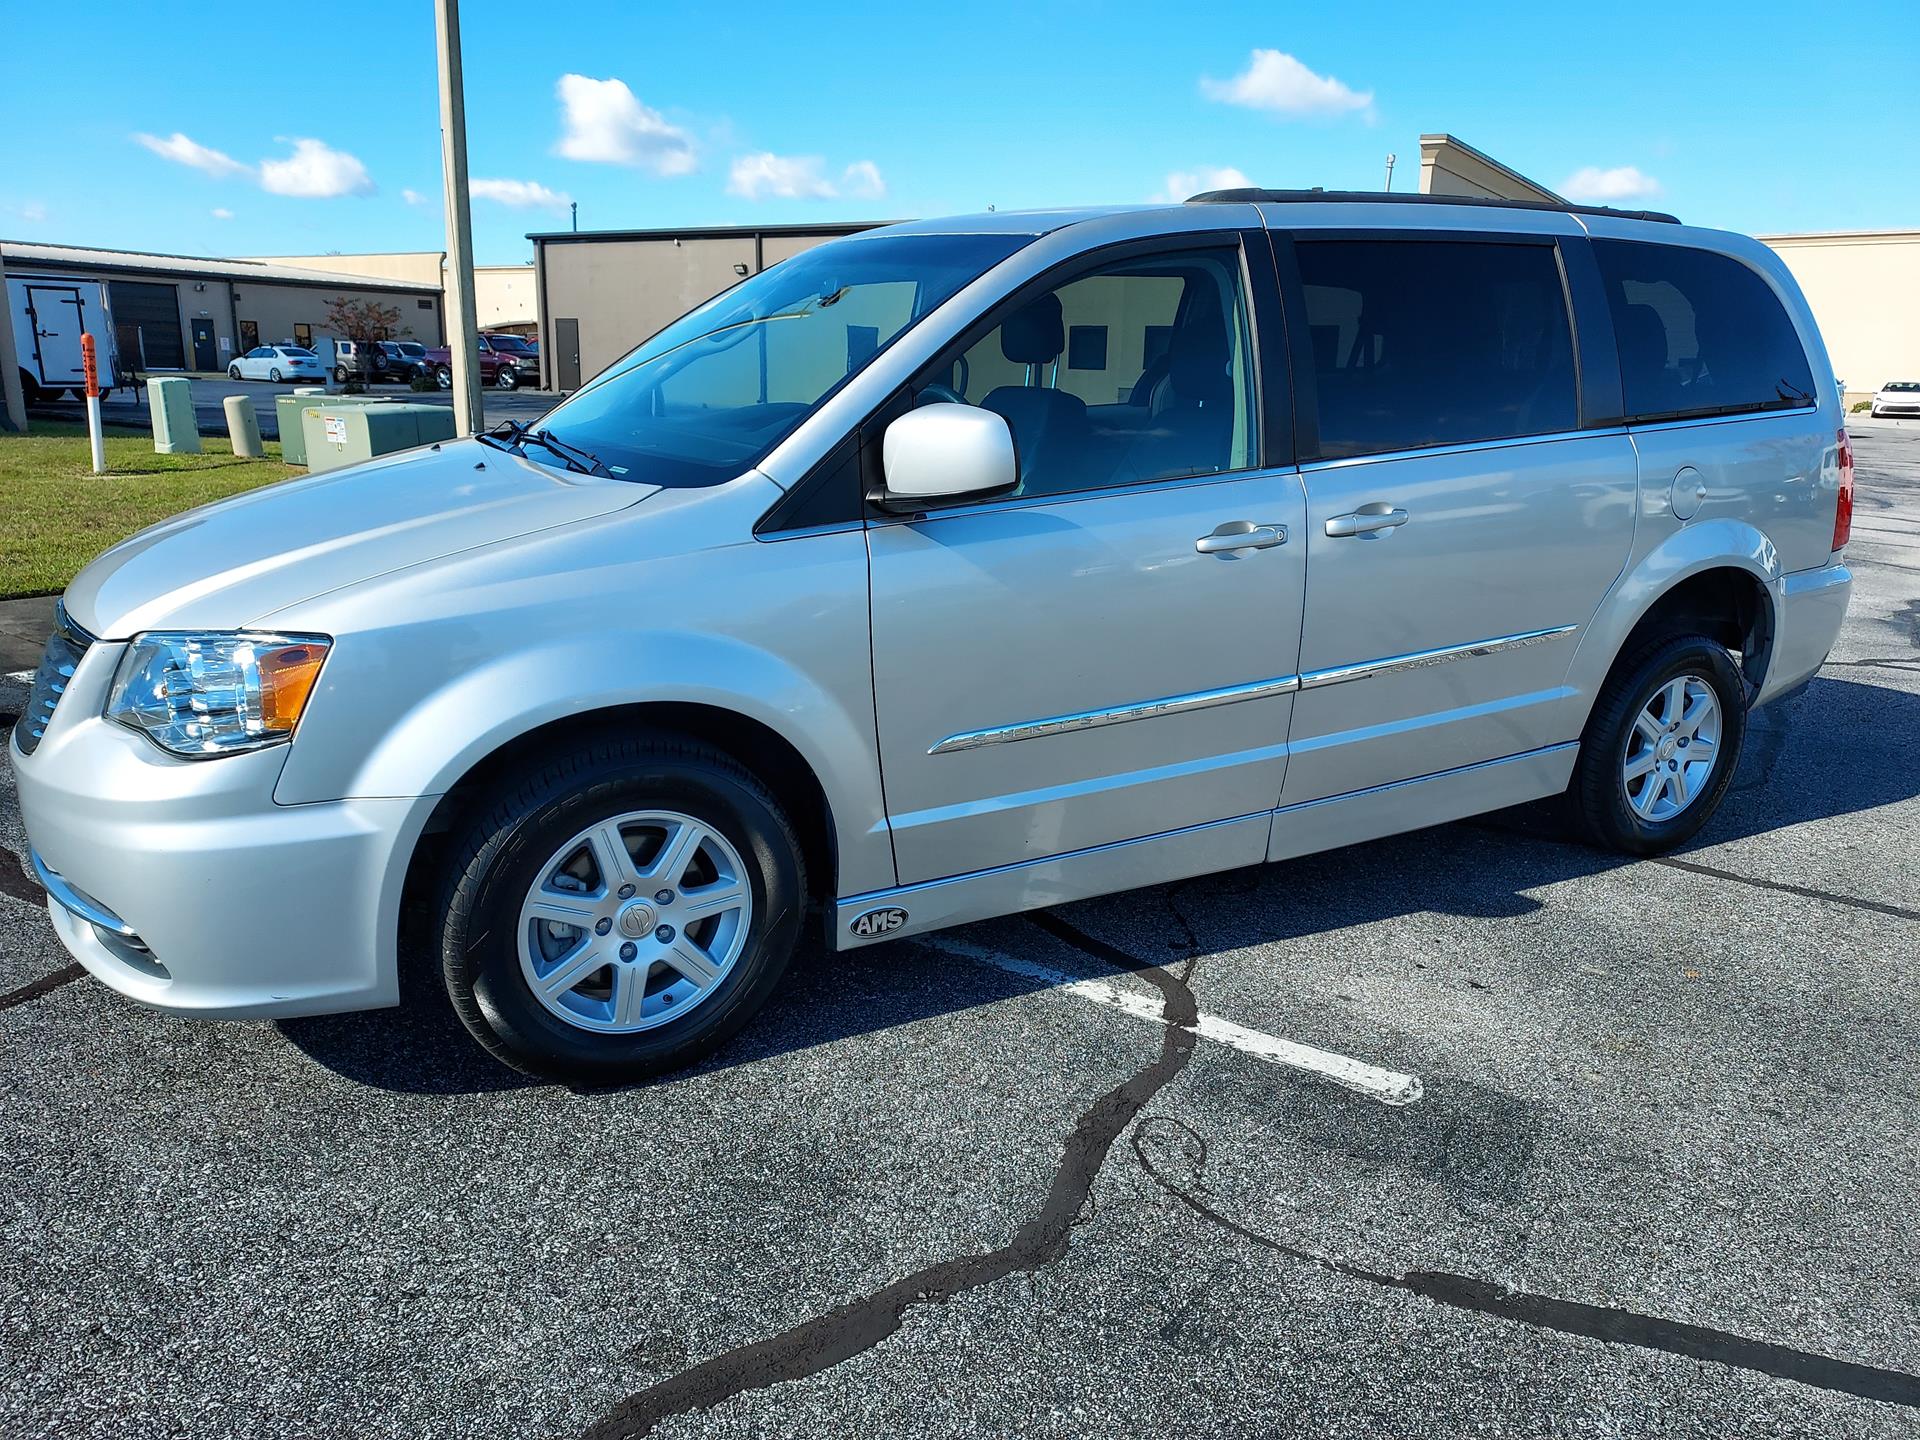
[918,381,967,406]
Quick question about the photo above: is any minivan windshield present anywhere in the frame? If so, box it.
[533,232,1029,486]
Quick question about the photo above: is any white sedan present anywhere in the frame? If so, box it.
[1871,380,1920,418]
[228,345,327,383]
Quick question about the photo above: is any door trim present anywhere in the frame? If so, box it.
[929,673,1301,754]
[926,624,1576,755]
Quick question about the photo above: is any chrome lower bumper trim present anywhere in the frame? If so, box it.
[28,850,147,950]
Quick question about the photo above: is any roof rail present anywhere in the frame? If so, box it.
[1187,188,1680,226]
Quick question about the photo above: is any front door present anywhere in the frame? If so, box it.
[555,318,581,391]
[869,236,1306,885]
[190,319,217,372]
[1275,232,1638,808]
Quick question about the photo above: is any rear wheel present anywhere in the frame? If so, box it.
[495,367,518,390]
[269,367,283,382]
[437,735,806,1082]
[435,365,452,390]
[229,364,242,380]
[1567,634,1746,854]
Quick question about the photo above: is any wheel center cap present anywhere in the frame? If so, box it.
[615,901,657,938]
[1656,735,1677,761]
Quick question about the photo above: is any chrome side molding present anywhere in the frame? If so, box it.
[928,674,1302,755]
[928,625,1578,755]
[1297,624,1577,690]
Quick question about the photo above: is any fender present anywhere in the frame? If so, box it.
[1561,516,1781,732]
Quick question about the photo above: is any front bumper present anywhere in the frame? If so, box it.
[1758,559,1851,706]
[12,639,427,1018]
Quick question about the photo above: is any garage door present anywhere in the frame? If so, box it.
[108,281,185,369]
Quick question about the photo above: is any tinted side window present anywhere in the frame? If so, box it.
[913,246,1256,500]
[1296,239,1577,459]
[1593,239,1815,423]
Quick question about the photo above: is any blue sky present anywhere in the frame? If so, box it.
[2,0,1913,265]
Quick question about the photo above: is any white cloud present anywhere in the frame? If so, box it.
[1559,164,1662,202]
[471,177,572,211]
[1201,50,1373,118]
[402,187,431,206]
[840,160,887,199]
[1151,166,1253,202]
[210,207,235,220]
[133,130,251,178]
[555,74,696,175]
[18,200,49,223]
[728,152,837,200]
[259,138,375,198]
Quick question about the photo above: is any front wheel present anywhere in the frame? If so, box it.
[229,365,242,380]
[435,366,452,390]
[495,367,518,390]
[1567,634,1747,855]
[437,735,806,1082]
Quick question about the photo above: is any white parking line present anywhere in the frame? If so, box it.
[920,934,1425,1107]
[4,671,32,685]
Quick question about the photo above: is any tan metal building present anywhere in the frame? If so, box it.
[246,251,538,334]
[1757,231,1919,405]
[530,221,885,391]
[2,240,443,376]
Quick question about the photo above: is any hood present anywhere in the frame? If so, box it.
[66,439,653,637]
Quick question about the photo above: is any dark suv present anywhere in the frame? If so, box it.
[422,333,539,390]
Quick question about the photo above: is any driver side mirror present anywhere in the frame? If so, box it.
[873,403,1017,512]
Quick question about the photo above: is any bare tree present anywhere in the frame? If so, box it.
[323,296,403,382]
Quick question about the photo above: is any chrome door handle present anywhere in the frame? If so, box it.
[1324,505,1409,538]
[1196,521,1287,554]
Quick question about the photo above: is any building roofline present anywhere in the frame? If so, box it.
[0,239,442,292]
[1186,188,1679,225]
[1757,228,1920,244]
[527,220,892,245]
[1418,133,1566,204]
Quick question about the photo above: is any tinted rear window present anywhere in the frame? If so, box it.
[1593,239,1815,423]
[1297,239,1577,459]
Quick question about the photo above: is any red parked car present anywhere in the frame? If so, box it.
[421,332,540,390]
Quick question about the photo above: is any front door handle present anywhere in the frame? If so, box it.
[1325,504,1409,538]
[1196,520,1287,555]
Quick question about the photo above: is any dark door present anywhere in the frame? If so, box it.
[555,317,581,391]
[239,320,259,354]
[190,319,217,372]
[108,281,185,369]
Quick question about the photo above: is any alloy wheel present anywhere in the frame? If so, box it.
[1621,674,1721,822]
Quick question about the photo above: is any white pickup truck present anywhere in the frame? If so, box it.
[8,272,119,401]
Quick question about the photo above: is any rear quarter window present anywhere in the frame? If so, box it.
[1593,239,1815,424]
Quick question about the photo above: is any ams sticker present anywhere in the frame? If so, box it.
[849,907,908,939]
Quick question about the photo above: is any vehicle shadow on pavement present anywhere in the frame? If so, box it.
[276,675,1920,1094]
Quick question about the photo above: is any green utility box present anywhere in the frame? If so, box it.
[300,401,457,474]
[147,376,200,454]
[276,391,387,467]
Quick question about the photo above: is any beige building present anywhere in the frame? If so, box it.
[2,240,442,376]
[246,251,538,334]
[1757,231,1919,405]
[530,221,885,391]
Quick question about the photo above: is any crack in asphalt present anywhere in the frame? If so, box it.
[0,962,84,1013]
[574,911,1202,1440]
[0,845,44,909]
[1131,1116,1920,1409]
[1651,854,1920,924]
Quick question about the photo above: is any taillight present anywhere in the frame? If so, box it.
[1833,427,1854,552]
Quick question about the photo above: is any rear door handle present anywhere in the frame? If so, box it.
[1196,521,1288,554]
[1324,505,1409,538]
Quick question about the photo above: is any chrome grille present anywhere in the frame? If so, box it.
[16,603,94,757]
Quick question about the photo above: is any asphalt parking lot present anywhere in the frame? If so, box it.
[2,423,1916,1439]
[25,375,559,440]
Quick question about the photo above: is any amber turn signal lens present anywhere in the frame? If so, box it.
[258,642,329,733]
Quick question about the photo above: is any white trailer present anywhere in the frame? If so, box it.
[7,273,119,401]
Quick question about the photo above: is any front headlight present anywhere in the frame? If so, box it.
[106,632,331,757]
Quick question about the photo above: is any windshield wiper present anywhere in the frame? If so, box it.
[486,421,613,477]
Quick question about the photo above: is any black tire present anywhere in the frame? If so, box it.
[269,367,283,382]
[495,367,518,390]
[435,366,452,390]
[437,735,807,1082]
[335,365,350,383]
[229,365,242,380]
[1567,633,1746,855]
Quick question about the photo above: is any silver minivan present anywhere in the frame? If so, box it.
[13,192,1855,1080]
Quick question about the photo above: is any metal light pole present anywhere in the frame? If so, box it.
[434,0,484,436]
[1384,153,1396,192]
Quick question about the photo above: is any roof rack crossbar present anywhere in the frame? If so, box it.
[1187,188,1680,226]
